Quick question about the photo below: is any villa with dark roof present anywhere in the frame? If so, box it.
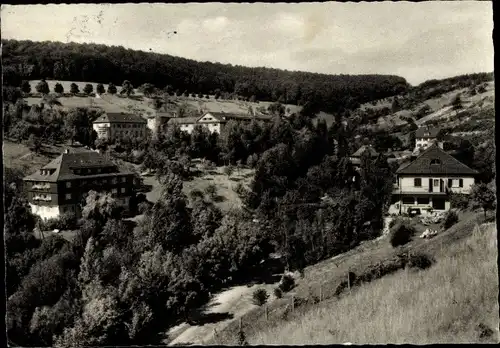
[166,111,273,134]
[414,126,443,153]
[349,145,379,167]
[93,112,147,141]
[389,143,477,215]
[23,149,137,220]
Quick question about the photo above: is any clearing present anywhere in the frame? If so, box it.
[26,80,333,121]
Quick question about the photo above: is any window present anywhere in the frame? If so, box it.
[65,193,71,200]
[459,179,463,188]
[121,187,126,193]
[414,178,422,187]
[66,181,71,188]
[430,159,441,165]
[402,197,415,205]
[433,179,439,186]
[112,188,118,194]
[417,197,430,205]
[122,177,126,183]
[112,178,117,184]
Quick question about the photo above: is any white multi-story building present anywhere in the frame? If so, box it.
[93,112,147,141]
[166,112,272,135]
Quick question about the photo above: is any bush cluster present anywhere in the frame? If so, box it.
[389,221,415,247]
[442,210,459,230]
[251,288,269,306]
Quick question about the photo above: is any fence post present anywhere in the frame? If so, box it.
[213,328,218,344]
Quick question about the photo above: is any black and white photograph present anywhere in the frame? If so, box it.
[1,1,497,346]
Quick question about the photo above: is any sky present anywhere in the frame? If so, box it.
[1,2,494,85]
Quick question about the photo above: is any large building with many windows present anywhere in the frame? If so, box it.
[23,149,137,220]
[166,111,273,134]
[93,112,147,141]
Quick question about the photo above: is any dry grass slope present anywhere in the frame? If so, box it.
[249,223,498,345]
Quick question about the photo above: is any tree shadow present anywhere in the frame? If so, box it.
[187,311,234,326]
[212,195,227,203]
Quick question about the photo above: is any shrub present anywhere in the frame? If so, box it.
[273,287,283,299]
[189,189,205,201]
[407,252,435,270]
[389,222,415,247]
[449,192,469,211]
[442,210,459,230]
[252,288,269,306]
[279,274,295,292]
[204,184,217,199]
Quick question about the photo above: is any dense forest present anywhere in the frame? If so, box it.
[2,39,410,113]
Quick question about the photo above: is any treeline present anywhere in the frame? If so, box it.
[2,39,409,113]
[3,101,102,150]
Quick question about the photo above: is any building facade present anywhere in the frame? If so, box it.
[146,112,177,135]
[23,149,137,221]
[414,126,443,153]
[166,112,273,135]
[93,112,147,141]
[349,145,379,168]
[390,143,477,215]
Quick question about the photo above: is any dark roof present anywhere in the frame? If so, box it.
[396,143,477,175]
[206,112,273,122]
[23,149,133,182]
[415,127,440,138]
[167,117,201,125]
[351,145,379,158]
[94,112,146,124]
[155,112,177,118]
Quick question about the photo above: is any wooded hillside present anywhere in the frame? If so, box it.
[2,39,410,113]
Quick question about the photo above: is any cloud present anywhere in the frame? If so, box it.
[0,2,493,85]
[203,16,229,32]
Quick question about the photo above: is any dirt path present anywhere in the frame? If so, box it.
[166,282,280,346]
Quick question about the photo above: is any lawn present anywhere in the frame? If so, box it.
[3,140,63,175]
[139,164,254,212]
[27,80,336,121]
[247,222,498,344]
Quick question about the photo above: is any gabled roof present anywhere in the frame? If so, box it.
[206,112,273,122]
[415,126,440,138]
[396,143,477,176]
[167,117,201,125]
[23,149,133,182]
[351,145,379,158]
[94,112,147,124]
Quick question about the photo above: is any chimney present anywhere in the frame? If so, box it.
[64,149,70,154]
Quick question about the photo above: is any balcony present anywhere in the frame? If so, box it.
[32,183,51,190]
[33,196,52,202]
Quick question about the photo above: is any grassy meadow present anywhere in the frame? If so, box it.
[247,222,498,345]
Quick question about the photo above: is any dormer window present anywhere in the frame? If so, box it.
[430,159,441,165]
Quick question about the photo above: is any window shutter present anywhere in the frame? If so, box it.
[448,179,452,187]
[459,179,463,187]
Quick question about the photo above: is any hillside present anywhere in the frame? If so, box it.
[354,72,494,147]
[247,222,498,344]
[23,80,304,119]
[2,39,409,113]
[194,213,497,346]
